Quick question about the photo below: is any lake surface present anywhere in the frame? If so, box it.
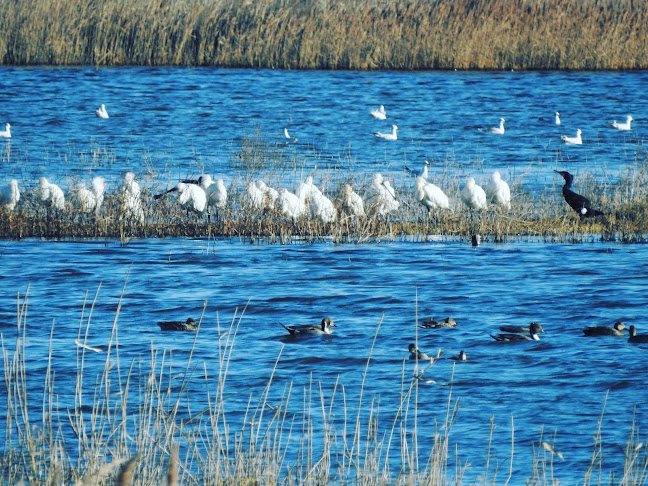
[1,67,648,484]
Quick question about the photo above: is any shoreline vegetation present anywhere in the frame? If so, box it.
[2,292,647,485]
[2,133,648,244]
[1,0,647,70]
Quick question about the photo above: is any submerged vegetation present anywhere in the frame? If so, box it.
[1,293,647,485]
[1,0,647,70]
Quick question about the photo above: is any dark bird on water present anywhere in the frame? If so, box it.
[628,325,648,343]
[583,321,626,337]
[158,318,198,331]
[554,170,604,219]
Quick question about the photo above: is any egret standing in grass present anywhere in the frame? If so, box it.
[277,188,307,220]
[339,184,365,217]
[69,176,106,217]
[35,177,65,211]
[0,179,20,211]
[485,171,511,209]
[365,173,400,216]
[414,176,450,217]
[119,171,145,223]
[461,177,487,211]
[175,182,207,215]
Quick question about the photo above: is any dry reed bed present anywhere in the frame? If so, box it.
[1,0,647,69]
[2,293,648,486]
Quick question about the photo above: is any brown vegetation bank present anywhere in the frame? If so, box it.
[1,0,647,69]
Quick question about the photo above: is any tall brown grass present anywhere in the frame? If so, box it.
[1,289,647,485]
[0,0,647,69]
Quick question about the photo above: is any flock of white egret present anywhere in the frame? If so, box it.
[0,102,633,225]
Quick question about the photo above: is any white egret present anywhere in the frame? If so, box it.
[0,179,20,211]
[461,177,487,210]
[485,171,511,209]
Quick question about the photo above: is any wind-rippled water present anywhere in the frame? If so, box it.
[1,67,648,484]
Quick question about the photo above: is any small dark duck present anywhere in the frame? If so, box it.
[491,322,543,342]
[158,318,197,331]
[450,350,467,362]
[420,317,457,329]
[281,317,336,336]
[628,325,648,343]
[583,321,625,337]
[499,322,545,334]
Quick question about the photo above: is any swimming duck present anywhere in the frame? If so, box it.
[583,321,625,337]
[628,325,648,343]
[420,317,457,329]
[499,322,545,334]
[408,343,442,363]
[491,322,542,342]
[281,317,336,336]
[158,318,197,331]
[450,350,467,362]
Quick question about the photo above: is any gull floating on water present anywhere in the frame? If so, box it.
[0,179,20,211]
[561,129,582,145]
[555,112,561,125]
[283,127,297,142]
[370,105,387,120]
[0,123,11,138]
[485,171,511,209]
[404,160,429,179]
[95,104,109,119]
[482,118,505,134]
[610,115,633,131]
[374,125,398,141]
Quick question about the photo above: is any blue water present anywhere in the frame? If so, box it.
[1,67,648,484]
